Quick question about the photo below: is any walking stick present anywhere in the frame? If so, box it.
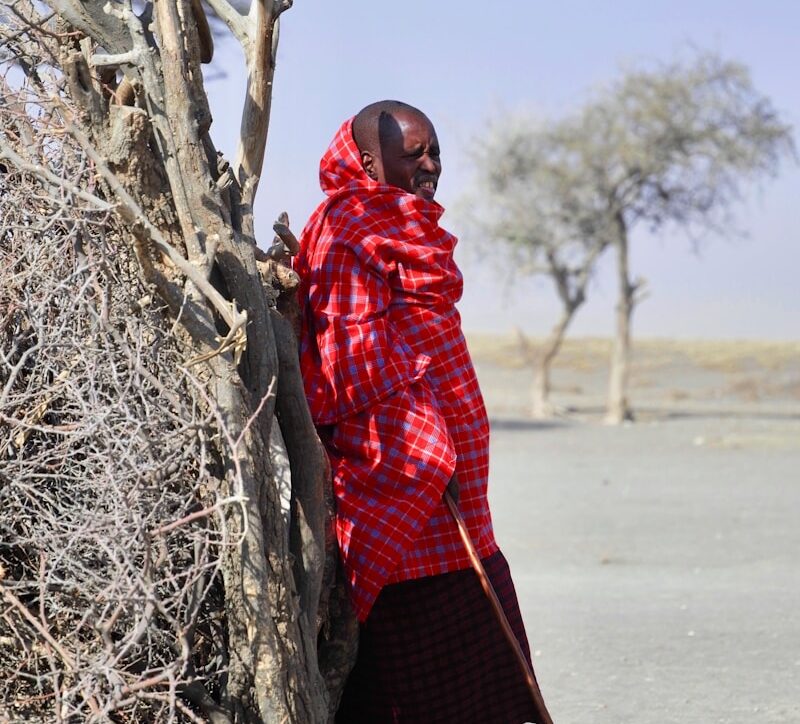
[444,491,554,724]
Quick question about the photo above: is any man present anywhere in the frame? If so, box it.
[296,100,546,723]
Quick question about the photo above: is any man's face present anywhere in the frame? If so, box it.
[375,110,442,201]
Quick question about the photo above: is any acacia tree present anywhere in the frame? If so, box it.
[464,118,613,418]
[0,1,354,722]
[466,53,794,423]
[572,53,794,423]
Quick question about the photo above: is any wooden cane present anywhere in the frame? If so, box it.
[444,491,554,724]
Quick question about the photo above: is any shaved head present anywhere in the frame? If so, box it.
[352,100,423,156]
[352,100,442,200]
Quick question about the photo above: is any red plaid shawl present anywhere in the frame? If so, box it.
[296,118,497,621]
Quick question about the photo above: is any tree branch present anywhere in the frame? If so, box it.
[234,0,283,208]
[205,0,248,48]
[65,119,248,354]
[44,0,132,55]
[0,142,113,211]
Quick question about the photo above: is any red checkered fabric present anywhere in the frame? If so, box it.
[296,118,498,621]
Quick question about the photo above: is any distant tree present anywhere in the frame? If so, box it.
[571,53,794,423]
[465,53,795,423]
[463,117,613,417]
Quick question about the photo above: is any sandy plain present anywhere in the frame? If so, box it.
[471,337,800,724]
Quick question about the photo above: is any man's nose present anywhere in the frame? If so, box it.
[420,154,439,173]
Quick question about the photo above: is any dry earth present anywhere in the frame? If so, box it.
[470,337,800,724]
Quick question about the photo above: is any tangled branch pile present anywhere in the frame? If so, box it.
[0,40,253,724]
[1,1,345,721]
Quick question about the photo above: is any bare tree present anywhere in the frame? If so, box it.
[0,1,352,722]
[462,118,612,418]
[465,53,794,424]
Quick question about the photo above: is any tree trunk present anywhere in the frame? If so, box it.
[606,215,634,424]
[531,305,577,419]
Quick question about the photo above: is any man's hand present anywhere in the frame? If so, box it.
[255,211,300,264]
[445,471,459,506]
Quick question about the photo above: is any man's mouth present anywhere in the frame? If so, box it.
[417,178,437,198]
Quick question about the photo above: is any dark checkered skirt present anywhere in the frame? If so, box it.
[335,550,542,724]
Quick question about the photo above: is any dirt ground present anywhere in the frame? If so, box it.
[470,337,800,724]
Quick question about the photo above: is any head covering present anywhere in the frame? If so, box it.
[317,117,377,196]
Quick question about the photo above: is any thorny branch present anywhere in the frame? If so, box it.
[0,15,252,724]
[1,1,341,721]
[0,134,249,718]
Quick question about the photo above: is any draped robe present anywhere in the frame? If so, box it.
[296,118,497,621]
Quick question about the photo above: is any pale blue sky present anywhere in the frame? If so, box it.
[206,1,799,340]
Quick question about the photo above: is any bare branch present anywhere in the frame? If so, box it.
[65,119,249,357]
[0,142,114,211]
[43,0,132,55]
[89,50,141,67]
[205,0,248,48]
[234,0,282,207]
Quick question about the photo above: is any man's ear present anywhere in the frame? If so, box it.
[361,150,379,181]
